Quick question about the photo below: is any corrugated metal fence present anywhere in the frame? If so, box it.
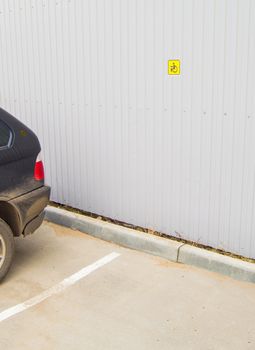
[0,0,255,258]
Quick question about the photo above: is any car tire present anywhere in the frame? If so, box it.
[0,219,14,282]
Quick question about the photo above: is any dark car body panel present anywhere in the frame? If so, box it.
[9,186,51,236]
[0,108,50,236]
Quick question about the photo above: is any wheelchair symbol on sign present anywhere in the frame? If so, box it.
[170,62,178,73]
[168,60,180,75]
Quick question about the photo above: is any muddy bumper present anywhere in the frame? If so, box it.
[10,186,51,236]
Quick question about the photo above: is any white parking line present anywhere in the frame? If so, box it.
[0,252,120,323]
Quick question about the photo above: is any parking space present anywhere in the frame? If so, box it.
[0,222,255,350]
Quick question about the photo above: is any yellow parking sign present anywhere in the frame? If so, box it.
[168,60,180,75]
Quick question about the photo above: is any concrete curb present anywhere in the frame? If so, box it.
[45,206,182,262]
[178,245,255,283]
[45,206,255,283]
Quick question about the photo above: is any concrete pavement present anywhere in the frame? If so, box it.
[0,222,255,350]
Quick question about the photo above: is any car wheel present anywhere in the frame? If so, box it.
[0,219,14,282]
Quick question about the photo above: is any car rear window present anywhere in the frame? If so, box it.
[0,120,12,148]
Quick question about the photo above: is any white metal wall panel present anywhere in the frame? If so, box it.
[0,0,255,258]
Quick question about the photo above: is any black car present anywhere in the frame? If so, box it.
[0,108,50,281]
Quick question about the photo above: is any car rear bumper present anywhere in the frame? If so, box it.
[23,210,45,236]
[10,185,51,236]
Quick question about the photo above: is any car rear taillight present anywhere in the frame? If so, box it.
[34,153,45,181]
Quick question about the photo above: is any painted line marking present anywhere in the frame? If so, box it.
[0,252,120,323]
